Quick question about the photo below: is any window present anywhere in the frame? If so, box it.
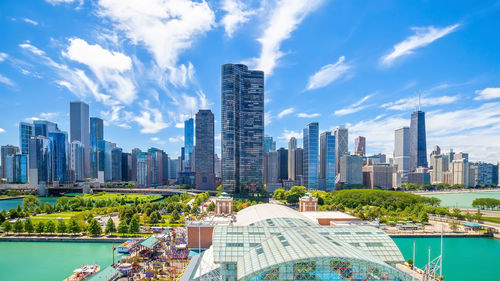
[365,242,383,247]
[226,243,243,247]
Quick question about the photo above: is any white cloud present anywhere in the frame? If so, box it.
[39,112,59,120]
[250,0,324,75]
[334,94,374,116]
[306,56,351,91]
[0,128,5,133]
[23,18,39,25]
[45,0,82,5]
[62,38,136,104]
[474,88,500,100]
[0,74,15,87]
[133,101,170,134]
[96,0,215,84]
[381,23,460,66]
[278,129,302,141]
[382,95,459,111]
[0,52,7,62]
[168,135,184,143]
[297,113,320,118]
[221,0,255,38]
[277,107,295,119]
[150,137,166,145]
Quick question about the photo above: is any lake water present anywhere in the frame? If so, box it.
[394,237,500,281]
[421,190,500,208]
[0,193,82,211]
[0,238,498,281]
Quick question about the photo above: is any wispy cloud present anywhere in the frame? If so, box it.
[133,101,170,134]
[0,128,5,133]
[265,111,273,126]
[474,87,500,100]
[306,56,351,91]
[278,129,302,141]
[168,135,184,143]
[0,74,15,87]
[382,95,459,111]
[297,112,320,118]
[250,0,324,75]
[220,0,255,38]
[150,137,166,145]
[334,94,374,116]
[23,18,39,26]
[277,107,295,119]
[381,23,460,66]
[0,52,7,62]
[45,0,83,6]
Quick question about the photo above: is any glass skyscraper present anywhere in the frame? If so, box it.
[334,125,348,177]
[90,117,103,179]
[29,136,53,184]
[195,109,215,190]
[1,145,19,179]
[97,140,112,182]
[303,122,319,189]
[288,137,297,180]
[70,101,90,178]
[221,63,264,194]
[19,122,34,155]
[48,131,68,184]
[6,154,27,183]
[111,147,122,182]
[394,126,410,181]
[410,110,428,171]
[320,131,335,191]
[70,140,85,182]
[264,135,276,152]
[183,118,194,171]
[33,120,58,137]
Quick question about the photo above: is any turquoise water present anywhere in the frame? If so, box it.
[394,237,500,281]
[0,242,118,281]
[0,197,59,211]
[422,190,500,208]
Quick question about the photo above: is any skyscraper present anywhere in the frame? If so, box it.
[221,63,264,194]
[6,154,27,184]
[136,152,150,186]
[354,136,366,156]
[70,141,85,182]
[33,120,58,137]
[288,137,297,180]
[394,127,410,181]
[111,147,122,182]
[264,136,276,152]
[70,101,90,178]
[339,154,363,186]
[264,151,279,186]
[295,148,304,185]
[277,148,288,181]
[90,117,103,178]
[334,125,348,176]
[121,152,132,182]
[48,131,68,184]
[195,109,215,190]
[1,145,20,179]
[97,140,112,182]
[320,132,335,191]
[303,122,319,189]
[410,110,428,171]
[148,148,164,186]
[131,148,141,182]
[29,136,52,184]
[184,118,194,171]
[19,122,34,155]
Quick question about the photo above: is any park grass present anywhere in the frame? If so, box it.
[82,192,162,202]
[481,216,500,224]
[30,211,80,223]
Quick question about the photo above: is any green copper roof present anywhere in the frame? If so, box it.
[218,192,232,199]
[86,266,120,281]
[139,236,159,250]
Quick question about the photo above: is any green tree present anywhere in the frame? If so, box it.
[35,221,45,233]
[272,188,286,200]
[57,219,67,234]
[2,221,12,232]
[170,209,180,224]
[88,219,102,236]
[24,218,34,233]
[45,220,56,233]
[128,217,140,233]
[23,195,40,211]
[207,202,216,212]
[68,219,81,234]
[117,220,129,234]
[105,218,116,234]
[13,220,24,233]
[148,211,161,224]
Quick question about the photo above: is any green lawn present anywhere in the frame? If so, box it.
[30,212,80,223]
[82,193,162,202]
[482,217,500,224]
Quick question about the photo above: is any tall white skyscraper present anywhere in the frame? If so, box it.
[394,127,410,181]
[70,101,90,178]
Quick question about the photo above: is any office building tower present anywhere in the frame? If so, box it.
[470,162,495,186]
[214,154,221,178]
[169,157,179,179]
[137,152,150,186]
[148,148,164,186]
[6,154,28,184]
[303,122,319,189]
[320,132,335,191]
[409,110,427,171]
[131,148,141,181]
[97,140,112,182]
[195,109,215,190]
[394,127,410,181]
[288,137,297,180]
[454,152,469,161]
[70,101,90,178]
[334,125,348,176]
[362,163,393,190]
[33,120,58,137]
[294,148,304,184]
[221,63,264,193]
[19,122,34,155]
[29,136,52,184]
[277,148,288,181]
[182,117,194,171]
[162,152,169,185]
[111,147,122,182]
[264,136,276,153]
[70,141,85,182]
[354,136,366,156]
[1,145,19,179]
[339,154,363,186]
[48,131,68,184]
[264,151,279,186]
[120,153,132,182]
[90,117,103,178]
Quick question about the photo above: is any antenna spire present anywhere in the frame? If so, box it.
[418,90,422,111]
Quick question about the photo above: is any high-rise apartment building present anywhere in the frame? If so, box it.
[264,151,279,186]
[70,101,90,178]
[6,154,27,183]
[409,110,427,171]
[339,154,363,186]
[430,154,449,184]
[97,140,112,182]
[1,145,19,179]
[303,122,319,189]
[451,158,469,186]
[394,127,410,181]
[334,125,348,176]
[137,152,151,186]
[221,64,264,194]
[195,109,215,190]
[320,132,335,191]
[354,136,366,156]
[19,122,34,155]
[148,148,164,186]
[111,147,122,182]
[121,153,132,182]
[90,117,103,179]
[288,137,297,180]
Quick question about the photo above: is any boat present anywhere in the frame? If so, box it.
[63,264,100,281]
[117,239,137,254]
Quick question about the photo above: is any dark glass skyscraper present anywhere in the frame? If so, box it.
[221,64,264,194]
[33,120,58,137]
[19,122,34,155]
[48,131,68,184]
[90,117,103,178]
[303,122,319,189]
[195,109,215,190]
[183,118,194,170]
[410,110,428,171]
[320,131,335,191]
[70,101,90,178]
[277,148,288,181]
[334,125,348,176]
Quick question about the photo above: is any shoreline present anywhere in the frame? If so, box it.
[0,195,27,201]
[0,235,145,243]
[412,188,500,195]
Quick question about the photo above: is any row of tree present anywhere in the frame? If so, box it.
[472,198,500,210]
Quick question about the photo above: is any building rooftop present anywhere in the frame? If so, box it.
[139,236,159,250]
[86,266,120,281]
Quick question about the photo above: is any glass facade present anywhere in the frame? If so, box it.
[19,122,34,155]
[264,136,276,153]
[70,141,85,181]
[30,136,53,184]
[334,126,348,177]
[48,131,68,184]
[195,110,215,190]
[6,154,27,184]
[33,120,58,137]
[136,152,150,186]
[320,132,335,191]
[184,118,194,170]
[303,123,319,189]
[222,64,264,194]
[97,140,112,182]
[409,111,427,171]
[70,101,90,178]
[90,117,103,179]
[111,147,122,182]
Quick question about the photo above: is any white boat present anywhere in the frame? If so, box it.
[63,264,100,281]
[117,239,137,254]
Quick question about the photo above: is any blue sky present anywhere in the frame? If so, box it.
[1,0,500,162]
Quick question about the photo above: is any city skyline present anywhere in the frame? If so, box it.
[0,1,500,162]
